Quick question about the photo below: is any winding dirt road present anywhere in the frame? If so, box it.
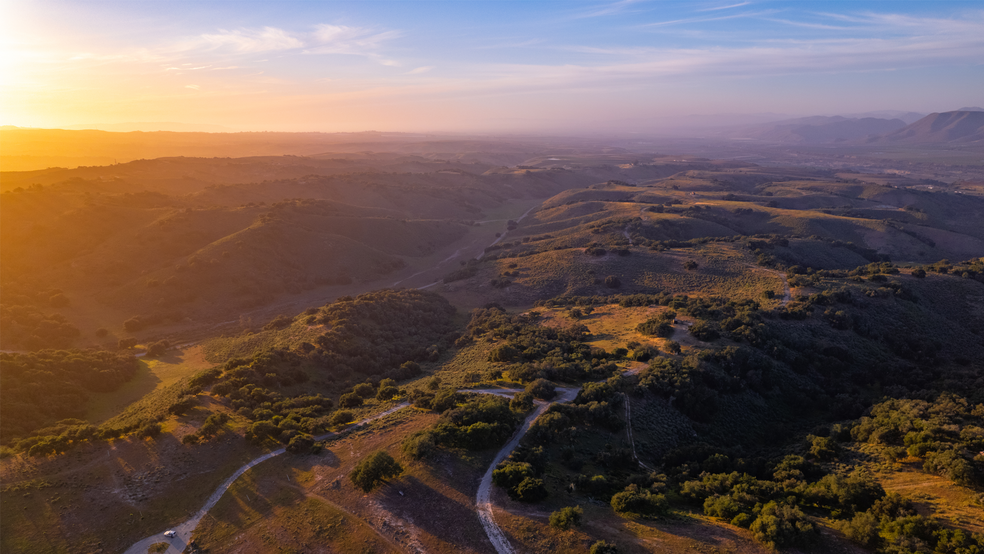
[122,403,410,554]
[473,387,579,554]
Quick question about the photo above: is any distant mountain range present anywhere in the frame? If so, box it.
[727,109,984,146]
[867,110,984,144]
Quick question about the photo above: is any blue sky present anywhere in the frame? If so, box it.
[2,0,982,132]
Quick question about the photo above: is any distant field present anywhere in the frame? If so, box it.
[85,345,212,424]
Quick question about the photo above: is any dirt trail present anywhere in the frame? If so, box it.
[122,403,410,554]
[623,224,633,245]
[477,204,539,260]
[766,269,792,305]
[475,387,579,554]
[622,392,651,471]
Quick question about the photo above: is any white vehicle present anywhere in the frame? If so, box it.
[164,530,176,538]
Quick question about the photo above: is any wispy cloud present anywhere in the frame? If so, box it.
[698,2,751,12]
[765,18,852,31]
[640,10,777,28]
[196,27,303,53]
[306,24,401,55]
[572,0,645,19]
[405,66,434,74]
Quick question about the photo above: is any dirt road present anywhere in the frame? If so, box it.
[474,387,579,554]
[122,403,410,554]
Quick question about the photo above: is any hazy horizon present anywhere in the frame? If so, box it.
[2,0,982,133]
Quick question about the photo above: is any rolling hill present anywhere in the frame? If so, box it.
[869,110,984,144]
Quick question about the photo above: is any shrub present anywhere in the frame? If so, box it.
[136,422,162,439]
[611,487,668,518]
[339,392,363,408]
[351,450,403,492]
[749,501,817,550]
[589,541,618,554]
[430,389,460,413]
[526,379,556,400]
[146,340,170,358]
[515,477,548,502]
[376,385,399,401]
[688,320,720,341]
[493,461,535,492]
[604,275,621,289]
[286,433,315,454]
[549,506,583,530]
[353,383,376,398]
[637,318,673,337]
[118,337,138,349]
[510,391,535,412]
[401,431,437,460]
[808,435,839,461]
[329,410,355,427]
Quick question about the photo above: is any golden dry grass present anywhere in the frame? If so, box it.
[85,345,213,424]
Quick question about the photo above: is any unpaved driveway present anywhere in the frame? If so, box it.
[474,387,579,554]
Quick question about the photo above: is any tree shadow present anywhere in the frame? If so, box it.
[374,474,505,554]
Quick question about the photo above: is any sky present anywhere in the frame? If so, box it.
[1,0,982,133]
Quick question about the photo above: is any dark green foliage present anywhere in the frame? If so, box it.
[525,378,556,400]
[286,433,315,454]
[352,382,375,398]
[809,468,885,513]
[466,306,615,384]
[0,301,81,350]
[492,457,547,501]
[549,506,583,529]
[187,412,230,443]
[136,422,162,439]
[376,385,399,401]
[526,411,572,445]
[0,350,138,444]
[510,391,535,412]
[329,410,354,427]
[610,485,669,518]
[168,396,197,416]
[489,344,520,363]
[188,367,222,389]
[146,340,170,357]
[589,540,618,554]
[636,318,674,337]
[493,461,535,492]
[807,434,840,461]
[405,395,521,456]
[339,392,363,408]
[688,320,720,341]
[351,450,403,492]
[401,431,437,460]
[430,389,461,413]
[263,314,293,331]
[637,356,723,422]
[749,501,817,550]
[852,394,984,487]
[515,477,548,502]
